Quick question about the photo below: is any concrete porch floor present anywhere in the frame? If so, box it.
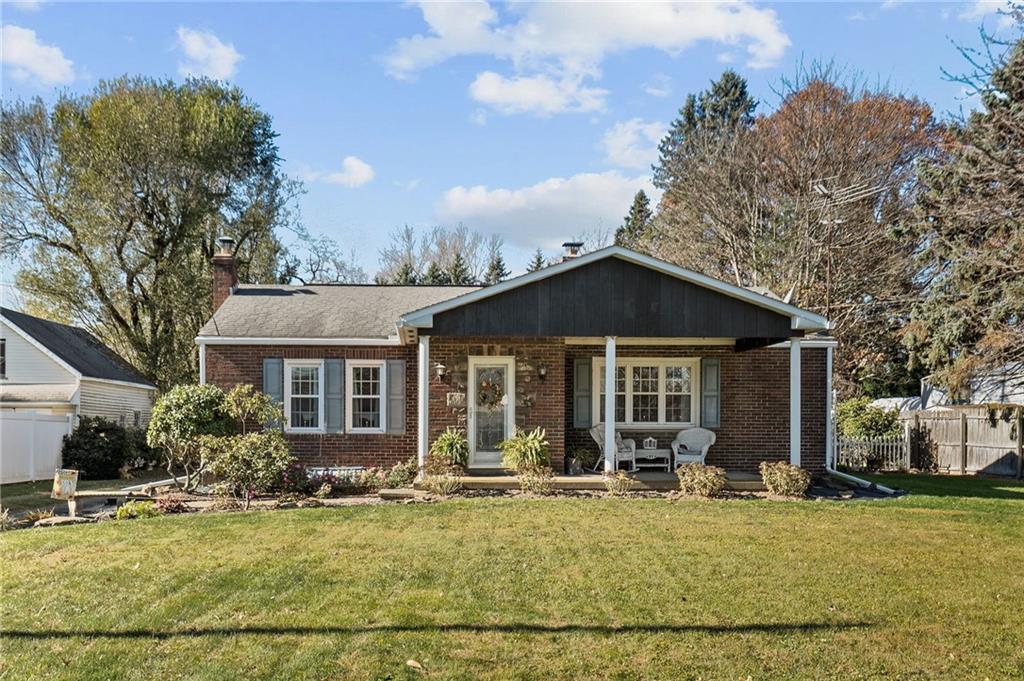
[422,471,765,492]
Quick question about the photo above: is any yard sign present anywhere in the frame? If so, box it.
[51,469,79,500]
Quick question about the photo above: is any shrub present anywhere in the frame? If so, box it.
[278,463,311,495]
[836,397,902,439]
[115,500,162,520]
[423,473,463,497]
[313,482,333,499]
[0,507,14,531]
[62,416,154,480]
[206,430,294,510]
[676,463,728,498]
[428,427,469,473]
[23,508,55,524]
[386,457,418,488]
[568,446,600,472]
[603,471,635,496]
[498,427,550,472]
[354,467,387,494]
[518,464,555,495]
[759,461,812,497]
[223,384,282,433]
[147,384,235,490]
[154,496,190,514]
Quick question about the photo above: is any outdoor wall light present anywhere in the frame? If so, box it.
[537,364,548,379]
[434,362,448,380]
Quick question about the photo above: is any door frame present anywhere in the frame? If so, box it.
[467,355,516,468]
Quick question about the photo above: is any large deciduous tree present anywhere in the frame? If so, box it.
[905,32,1024,391]
[649,66,944,396]
[1,77,297,389]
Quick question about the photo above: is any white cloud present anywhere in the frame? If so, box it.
[303,156,375,188]
[386,2,790,116]
[600,119,666,169]
[395,178,421,192]
[469,71,607,116]
[959,0,1018,29]
[8,0,44,11]
[435,171,659,250]
[0,24,74,85]
[176,27,242,79]
[643,73,672,98]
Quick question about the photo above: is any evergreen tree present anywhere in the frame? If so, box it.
[483,251,510,285]
[614,190,654,248]
[526,249,547,272]
[421,260,449,285]
[653,69,756,191]
[391,261,418,285]
[446,252,476,285]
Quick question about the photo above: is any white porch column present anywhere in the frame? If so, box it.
[417,335,430,476]
[604,336,617,473]
[790,338,802,467]
[825,345,834,470]
[198,342,206,385]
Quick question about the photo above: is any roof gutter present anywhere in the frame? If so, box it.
[195,336,403,346]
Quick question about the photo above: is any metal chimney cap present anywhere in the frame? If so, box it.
[216,236,236,256]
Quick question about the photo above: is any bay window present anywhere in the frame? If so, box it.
[347,360,386,433]
[285,360,324,432]
[593,358,699,427]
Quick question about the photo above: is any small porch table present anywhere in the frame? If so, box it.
[633,448,672,473]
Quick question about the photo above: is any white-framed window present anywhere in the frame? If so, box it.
[347,360,386,433]
[593,358,699,428]
[284,359,325,433]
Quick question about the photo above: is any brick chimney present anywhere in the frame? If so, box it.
[561,241,584,262]
[211,236,238,312]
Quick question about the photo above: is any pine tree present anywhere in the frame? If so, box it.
[614,190,654,248]
[421,260,448,285]
[483,251,510,285]
[392,261,418,285]
[446,252,475,285]
[653,69,756,191]
[526,249,547,272]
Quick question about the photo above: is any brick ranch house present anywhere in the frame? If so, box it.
[198,239,837,476]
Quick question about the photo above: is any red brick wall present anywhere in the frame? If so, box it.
[428,337,566,472]
[206,339,827,474]
[211,255,237,312]
[563,343,827,473]
[205,344,418,469]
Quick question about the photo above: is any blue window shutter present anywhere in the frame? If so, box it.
[325,359,344,433]
[573,358,592,428]
[386,360,406,434]
[701,358,721,428]
[263,358,283,427]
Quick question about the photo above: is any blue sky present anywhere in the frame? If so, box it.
[1,0,1017,277]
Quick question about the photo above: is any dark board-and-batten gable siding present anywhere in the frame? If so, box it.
[428,257,793,338]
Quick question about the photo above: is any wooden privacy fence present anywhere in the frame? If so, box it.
[901,406,1023,478]
[835,435,910,472]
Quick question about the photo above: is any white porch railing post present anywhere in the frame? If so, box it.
[790,338,802,467]
[604,336,617,474]
[417,335,430,478]
[825,345,834,470]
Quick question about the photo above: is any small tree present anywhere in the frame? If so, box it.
[526,249,547,272]
[206,430,293,510]
[446,251,476,285]
[484,251,510,285]
[147,384,235,490]
[615,190,654,248]
[836,397,902,439]
[224,384,281,433]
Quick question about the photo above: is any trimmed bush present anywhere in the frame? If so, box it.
[62,417,154,480]
[518,464,555,495]
[499,427,550,472]
[115,500,162,520]
[603,471,635,496]
[759,461,812,497]
[385,458,418,488]
[206,430,294,510]
[836,397,902,438]
[423,473,463,497]
[427,427,469,473]
[676,462,728,498]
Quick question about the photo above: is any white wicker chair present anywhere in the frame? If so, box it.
[589,425,637,472]
[671,428,716,468]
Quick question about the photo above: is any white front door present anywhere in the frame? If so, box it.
[467,356,515,468]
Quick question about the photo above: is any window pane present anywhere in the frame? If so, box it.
[665,365,692,422]
[599,366,626,422]
[631,366,659,422]
[289,366,320,428]
[665,395,691,423]
[665,366,691,394]
[351,365,382,429]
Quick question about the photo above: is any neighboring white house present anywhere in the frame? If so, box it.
[1,307,157,483]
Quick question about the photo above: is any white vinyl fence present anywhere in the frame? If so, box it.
[0,412,73,484]
[835,434,910,472]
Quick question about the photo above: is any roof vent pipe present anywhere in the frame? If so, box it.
[561,241,584,262]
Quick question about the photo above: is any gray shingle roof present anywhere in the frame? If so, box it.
[1,307,154,386]
[197,285,480,339]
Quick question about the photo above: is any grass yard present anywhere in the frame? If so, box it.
[2,475,1023,680]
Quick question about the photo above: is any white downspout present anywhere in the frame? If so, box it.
[822,345,897,495]
[604,336,617,474]
[198,341,206,385]
[417,335,430,479]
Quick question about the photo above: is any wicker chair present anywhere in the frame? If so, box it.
[589,425,637,472]
[671,427,716,468]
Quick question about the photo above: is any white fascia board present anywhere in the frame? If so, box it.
[564,337,735,346]
[399,246,830,331]
[0,315,82,379]
[769,338,839,349]
[79,376,157,391]
[195,336,403,346]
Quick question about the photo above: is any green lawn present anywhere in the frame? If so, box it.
[2,475,1023,680]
